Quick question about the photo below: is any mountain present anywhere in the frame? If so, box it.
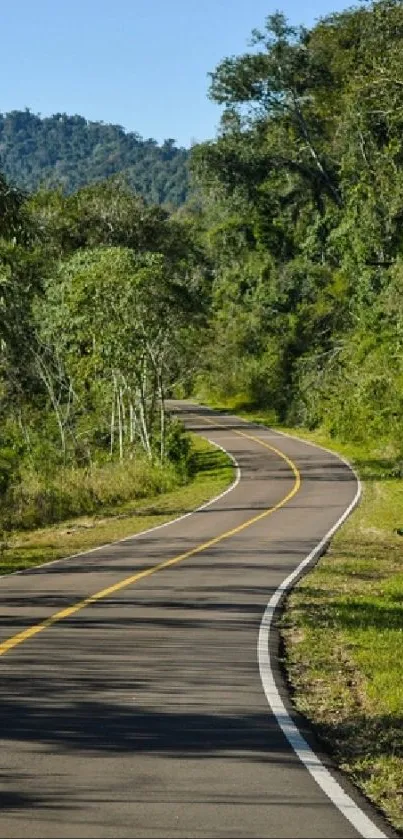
[0,109,190,205]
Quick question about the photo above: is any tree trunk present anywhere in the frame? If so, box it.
[117,385,123,462]
[110,375,116,456]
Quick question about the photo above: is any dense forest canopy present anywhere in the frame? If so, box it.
[191,0,403,457]
[0,110,190,205]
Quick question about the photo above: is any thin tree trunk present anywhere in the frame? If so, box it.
[110,375,116,456]
[117,385,123,462]
[138,363,152,458]
[138,393,152,458]
[120,387,127,442]
[129,400,135,444]
[38,365,66,459]
[159,374,165,463]
[291,89,343,208]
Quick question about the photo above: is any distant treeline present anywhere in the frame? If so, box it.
[0,110,189,205]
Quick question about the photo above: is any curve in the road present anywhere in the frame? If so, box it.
[255,435,384,839]
[0,403,394,839]
[191,412,386,839]
[0,425,299,659]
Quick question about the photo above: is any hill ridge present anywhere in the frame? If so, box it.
[0,108,189,205]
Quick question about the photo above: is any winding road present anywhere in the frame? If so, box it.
[0,403,394,838]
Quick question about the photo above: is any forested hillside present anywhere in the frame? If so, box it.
[191,0,403,462]
[0,110,189,205]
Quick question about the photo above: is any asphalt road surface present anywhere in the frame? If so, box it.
[0,403,394,838]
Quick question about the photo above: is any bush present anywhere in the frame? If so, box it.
[0,446,19,496]
[164,418,191,468]
[3,455,181,531]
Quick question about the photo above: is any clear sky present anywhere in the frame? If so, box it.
[3,0,356,147]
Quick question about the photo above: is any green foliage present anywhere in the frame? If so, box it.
[159,417,191,468]
[3,457,179,532]
[0,110,189,206]
[0,447,19,496]
[191,0,403,459]
[0,159,207,533]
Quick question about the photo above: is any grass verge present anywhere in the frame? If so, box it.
[278,430,403,834]
[199,398,402,833]
[0,433,233,576]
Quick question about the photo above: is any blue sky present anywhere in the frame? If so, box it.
[3,0,356,147]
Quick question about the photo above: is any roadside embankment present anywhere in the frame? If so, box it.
[0,433,234,575]
[222,403,403,834]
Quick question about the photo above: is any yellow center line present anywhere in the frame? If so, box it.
[0,418,301,658]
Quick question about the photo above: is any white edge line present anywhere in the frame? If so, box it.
[1,402,387,836]
[255,426,387,839]
[1,437,240,580]
[179,404,382,837]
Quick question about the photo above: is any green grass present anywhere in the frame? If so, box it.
[4,454,180,532]
[0,433,234,575]
[278,434,403,833]
[202,400,403,832]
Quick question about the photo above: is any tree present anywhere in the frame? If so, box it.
[190,0,403,447]
[0,110,189,205]
[38,246,203,461]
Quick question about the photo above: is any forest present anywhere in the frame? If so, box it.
[191,0,402,464]
[0,110,189,205]
[0,0,402,535]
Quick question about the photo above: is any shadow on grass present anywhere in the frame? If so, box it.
[313,712,403,764]
[293,584,403,632]
[352,458,403,481]
[188,448,231,477]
